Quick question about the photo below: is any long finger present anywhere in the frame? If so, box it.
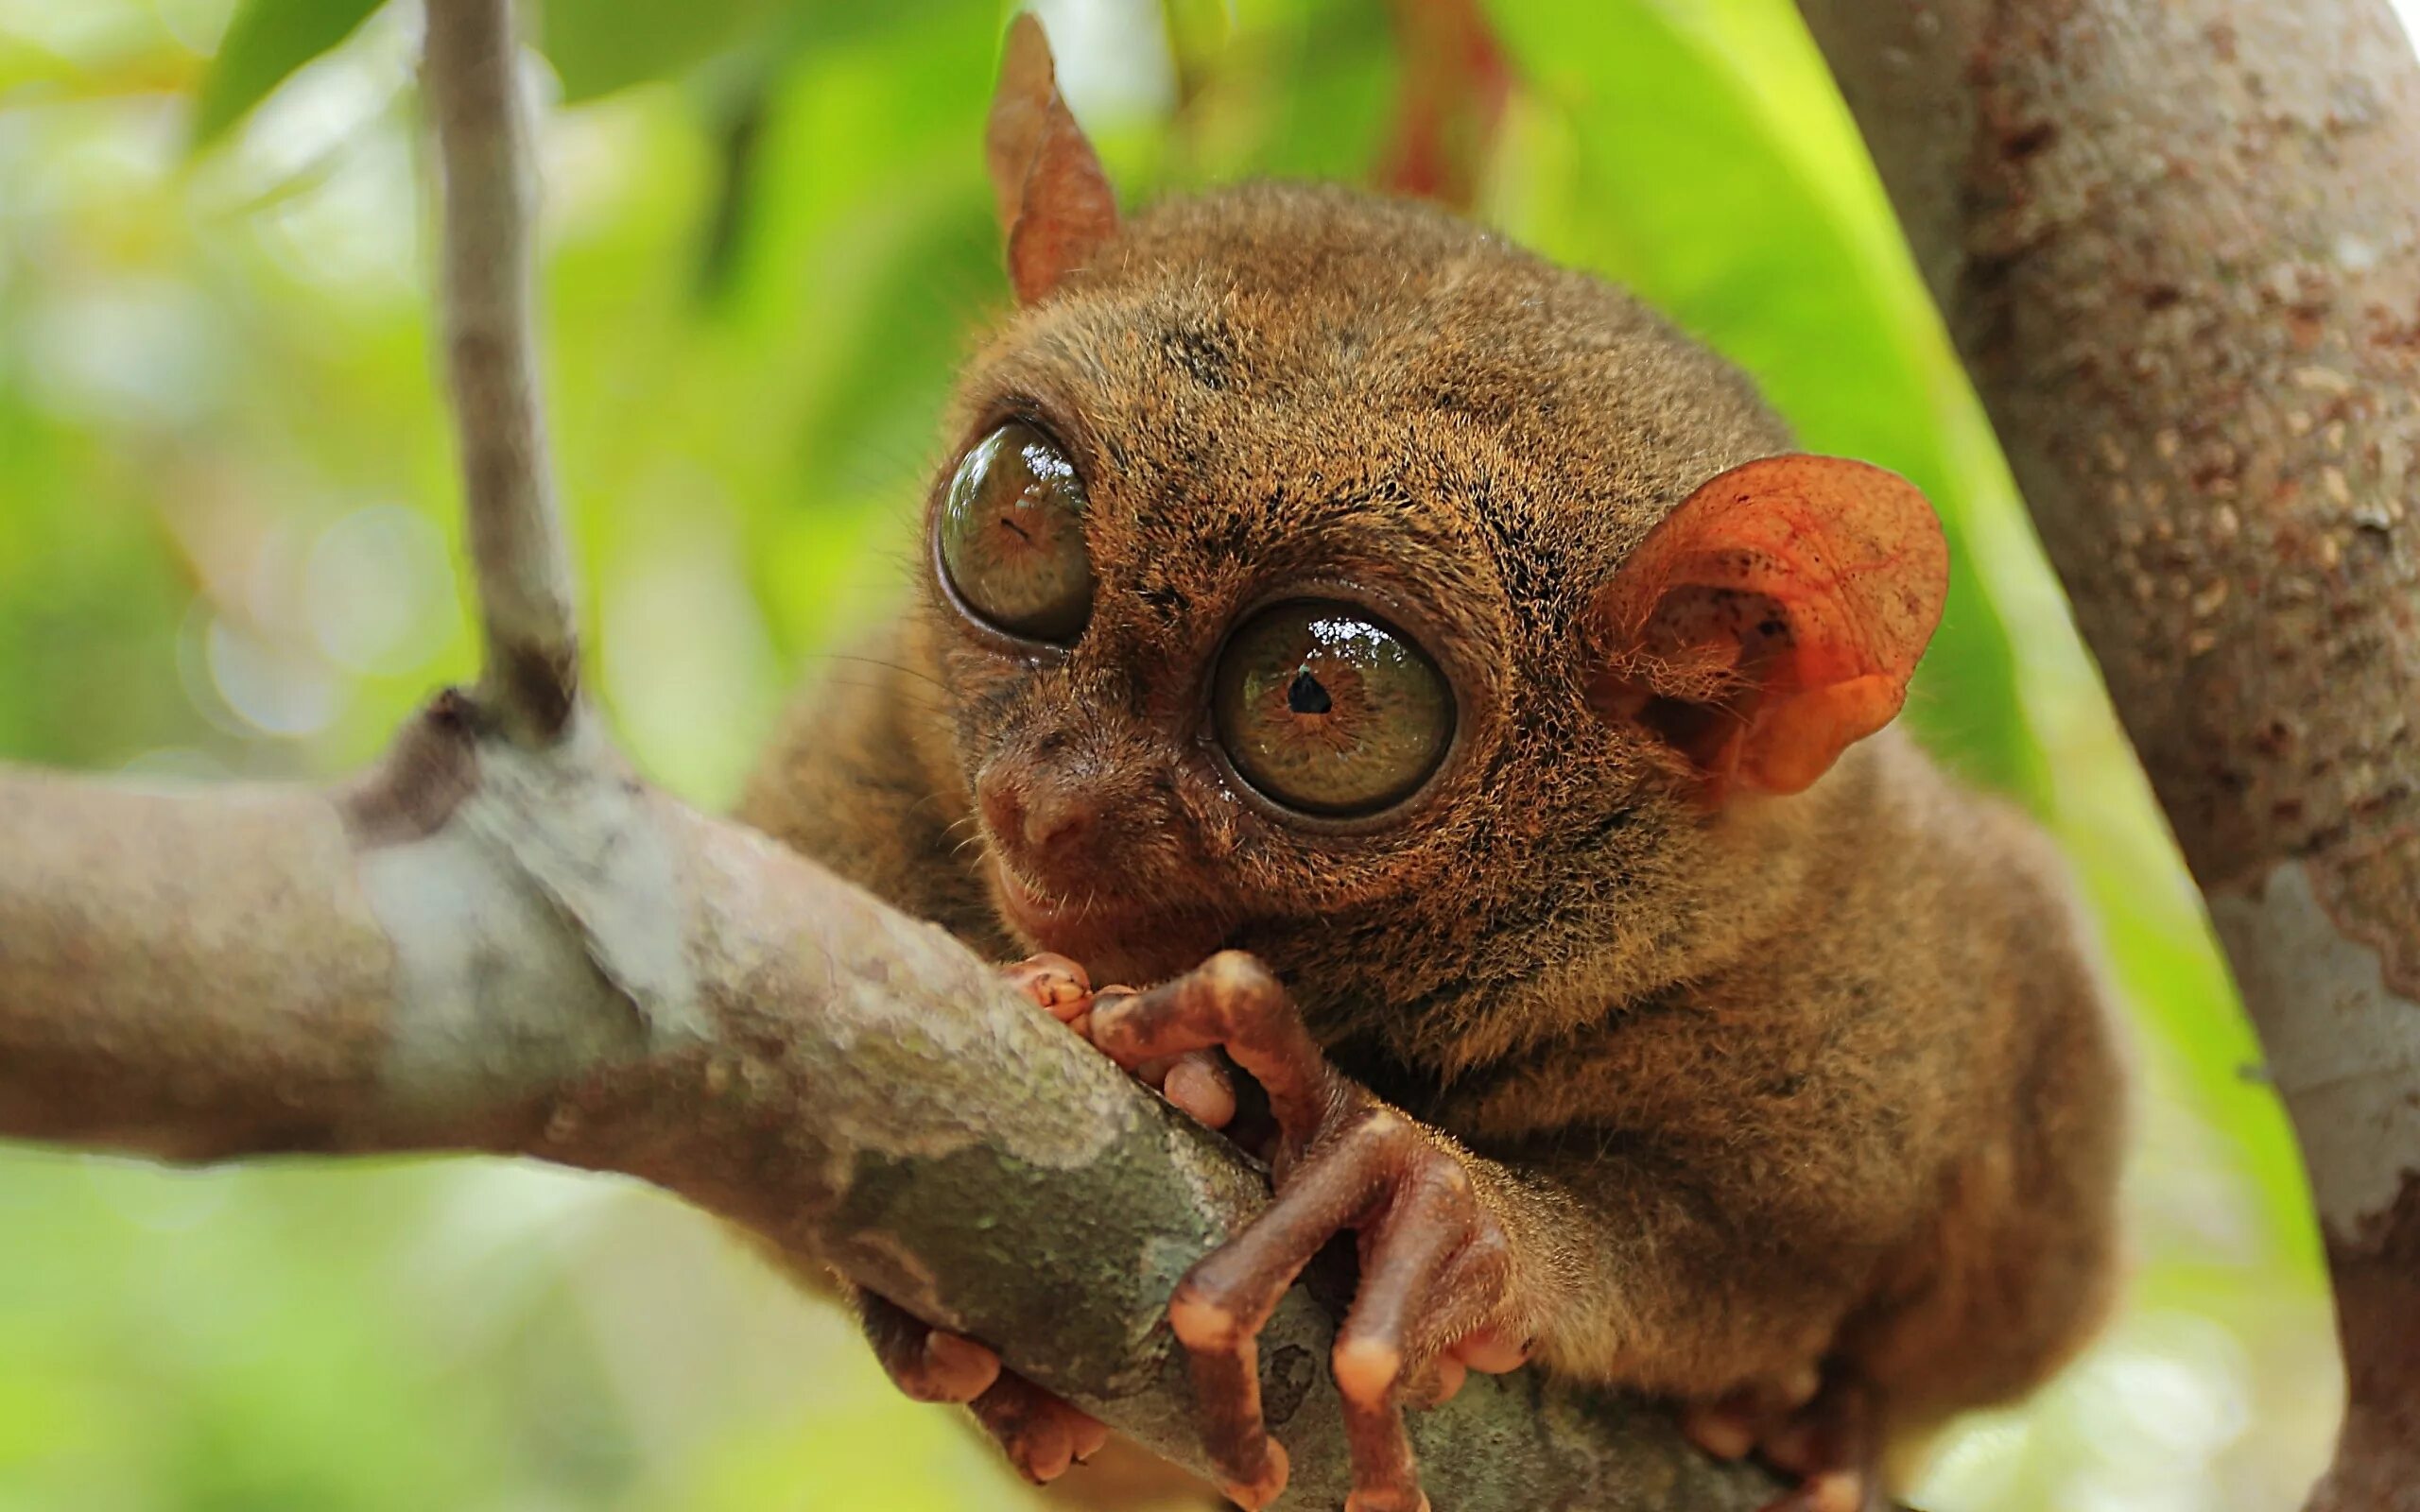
[1332,1167,1471,1412]
[1167,1120,1395,1504]
[1092,953,1334,1147]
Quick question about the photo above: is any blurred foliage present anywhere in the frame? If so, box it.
[0,1,2341,1509]
[187,0,381,146]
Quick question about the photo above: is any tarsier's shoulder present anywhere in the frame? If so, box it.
[1833,729,2097,941]
[1764,730,2129,1118]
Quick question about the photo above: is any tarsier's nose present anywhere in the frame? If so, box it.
[977,764,1102,878]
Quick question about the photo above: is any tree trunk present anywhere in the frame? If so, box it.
[1791,3,2420,1504]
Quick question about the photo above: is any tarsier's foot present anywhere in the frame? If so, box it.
[1682,1366,1881,1512]
[1088,951,1530,1512]
[858,1285,1002,1403]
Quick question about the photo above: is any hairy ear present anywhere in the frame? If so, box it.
[1585,455,1949,799]
[987,13,1119,305]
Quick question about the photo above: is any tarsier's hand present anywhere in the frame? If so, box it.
[879,952,1866,1512]
[1088,952,1533,1512]
[1091,955,1876,1512]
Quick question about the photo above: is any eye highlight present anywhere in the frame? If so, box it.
[1213,602,1455,818]
[937,421,1094,643]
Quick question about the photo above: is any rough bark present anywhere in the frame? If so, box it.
[0,1,1798,1505]
[1791,2,2420,1503]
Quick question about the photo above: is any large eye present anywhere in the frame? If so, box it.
[937,421,1094,643]
[1213,601,1455,818]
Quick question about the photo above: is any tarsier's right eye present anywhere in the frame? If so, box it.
[937,421,1095,644]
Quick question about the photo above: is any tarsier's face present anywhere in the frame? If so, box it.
[901,28,1944,1068]
[913,185,1943,1067]
[928,389,1493,996]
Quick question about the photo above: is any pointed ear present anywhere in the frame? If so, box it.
[1585,455,1949,800]
[987,13,1120,305]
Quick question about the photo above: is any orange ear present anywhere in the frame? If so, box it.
[987,13,1119,305]
[1586,455,1948,799]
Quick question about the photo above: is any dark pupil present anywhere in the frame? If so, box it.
[1286,669,1332,715]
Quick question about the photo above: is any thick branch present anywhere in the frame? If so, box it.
[1792,1,2420,1501]
[423,0,579,744]
[0,722,1778,1512]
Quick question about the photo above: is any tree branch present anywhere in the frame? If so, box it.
[0,723,1777,1512]
[1790,1,2420,1502]
[0,1,1799,1504]
[424,0,579,746]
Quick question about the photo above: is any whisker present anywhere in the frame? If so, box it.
[804,651,958,702]
[779,672,952,724]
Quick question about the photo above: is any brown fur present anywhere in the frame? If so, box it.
[740,180,2128,1447]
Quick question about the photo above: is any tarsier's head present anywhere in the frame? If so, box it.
[922,18,1947,1069]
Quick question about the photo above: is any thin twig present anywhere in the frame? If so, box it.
[423,0,579,744]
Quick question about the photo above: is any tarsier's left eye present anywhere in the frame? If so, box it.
[938,421,1094,643]
[1213,601,1455,818]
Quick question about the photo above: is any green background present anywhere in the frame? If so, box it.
[0,1,2341,1508]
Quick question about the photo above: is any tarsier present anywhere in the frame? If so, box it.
[740,16,2128,1512]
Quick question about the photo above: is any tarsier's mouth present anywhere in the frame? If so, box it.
[984,852,1234,988]
[985,854,1113,936]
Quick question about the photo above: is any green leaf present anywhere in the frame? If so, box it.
[191,0,387,152]
[540,0,776,103]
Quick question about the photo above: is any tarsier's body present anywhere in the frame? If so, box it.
[742,21,2126,1512]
